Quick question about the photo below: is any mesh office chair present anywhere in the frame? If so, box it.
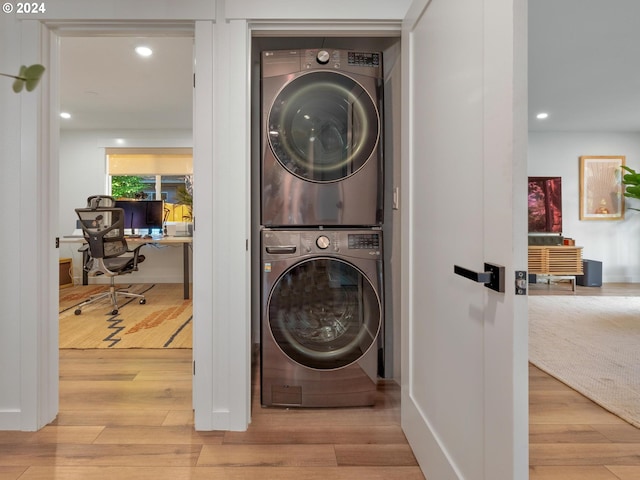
[74,195,147,315]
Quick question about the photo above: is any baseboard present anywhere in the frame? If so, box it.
[401,391,459,479]
[194,409,230,431]
[602,276,640,283]
[0,409,23,431]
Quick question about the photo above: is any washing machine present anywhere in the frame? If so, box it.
[261,49,384,227]
[261,228,383,407]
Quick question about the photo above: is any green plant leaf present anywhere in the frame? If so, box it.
[6,64,45,93]
[176,185,193,207]
[11,65,27,92]
[624,185,640,199]
[623,173,640,185]
[12,78,24,93]
[111,176,146,198]
[24,64,45,92]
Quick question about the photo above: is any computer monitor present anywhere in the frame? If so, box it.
[114,200,164,234]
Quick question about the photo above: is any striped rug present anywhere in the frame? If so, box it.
[59,283,192,348]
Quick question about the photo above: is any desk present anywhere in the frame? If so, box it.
[61,235,193,299]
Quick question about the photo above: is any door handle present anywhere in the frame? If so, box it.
[266,246,297,254]
[454,263,505,293]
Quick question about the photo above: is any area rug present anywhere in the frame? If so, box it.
[529,295,640,428]
[59,284,192,349]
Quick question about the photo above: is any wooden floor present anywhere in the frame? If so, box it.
[529,282,640,479]
[0,349,424,480]
[0,282,638,479]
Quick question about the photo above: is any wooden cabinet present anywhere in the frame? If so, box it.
[528,246,583,275]
[528,246,583,291]
[59,258,73,289]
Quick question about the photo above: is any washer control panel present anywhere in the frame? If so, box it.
[348,233,381,250]
[347,52,381,67]
[264,230,382,259]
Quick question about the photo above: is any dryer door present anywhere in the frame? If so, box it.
[268,71,380,183]
[267,257,381,370]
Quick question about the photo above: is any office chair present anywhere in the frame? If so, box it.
[74,195,147,315]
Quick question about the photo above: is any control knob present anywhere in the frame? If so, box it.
[316,235,330,249]
[316,50,330,65]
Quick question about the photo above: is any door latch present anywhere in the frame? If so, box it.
[515,270,527,295]
[453,263,505,293]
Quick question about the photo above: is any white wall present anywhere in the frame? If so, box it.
[1,0,414,441]
[529,131,640,282]
[0,13,25,428]
[59,129,192,233]
[59,129,192,284]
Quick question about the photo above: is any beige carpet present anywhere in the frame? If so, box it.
[529,295,640,428]
[59,283,192,349]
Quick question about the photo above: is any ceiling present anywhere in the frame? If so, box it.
[59,2,640,133]
[529,0,640,132]
[59,35,193,130]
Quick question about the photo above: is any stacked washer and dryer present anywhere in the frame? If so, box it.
[260,48,385,407]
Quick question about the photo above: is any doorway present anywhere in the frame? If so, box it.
[249,35,403,383]
[56,32,194,411]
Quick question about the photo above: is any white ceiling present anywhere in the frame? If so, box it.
[529,0,640,132]
[59,2,640,134]
[60,35,193,130]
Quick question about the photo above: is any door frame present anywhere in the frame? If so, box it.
[23,16,209,430]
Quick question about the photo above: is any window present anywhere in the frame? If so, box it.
[107,148,193,221]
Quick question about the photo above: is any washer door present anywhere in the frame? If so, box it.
[268,71,380,183]
[267,258,381,370]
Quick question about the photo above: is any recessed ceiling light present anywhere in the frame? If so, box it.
[536,112,549,120]
[135,46,153,57]
[60,112,71,119]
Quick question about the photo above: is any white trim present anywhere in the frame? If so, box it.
[192,20,216,430]
[19,19,58,431]
[45,22,61,428]
[226,0,410,21]
[250,21,403,36]
[0,411,21,430]
[22,0,215,21]
[193,17,252,432]
[227,18,252,429]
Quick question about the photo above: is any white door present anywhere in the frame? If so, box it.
[401,0,528,479]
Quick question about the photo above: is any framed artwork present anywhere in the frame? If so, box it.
[528,177,562,233]
[579,155,625,220]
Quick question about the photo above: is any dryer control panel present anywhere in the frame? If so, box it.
[308,49,381,68]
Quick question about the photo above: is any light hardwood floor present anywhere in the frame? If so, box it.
[0,349,424,480]
[0,283,637,479]
[529,282,640,479]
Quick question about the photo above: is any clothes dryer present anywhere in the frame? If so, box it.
[261,49,383,227]
[261,229,383,407]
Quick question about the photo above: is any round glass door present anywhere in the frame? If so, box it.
[268,71,380,183]
[267,258,381,370]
